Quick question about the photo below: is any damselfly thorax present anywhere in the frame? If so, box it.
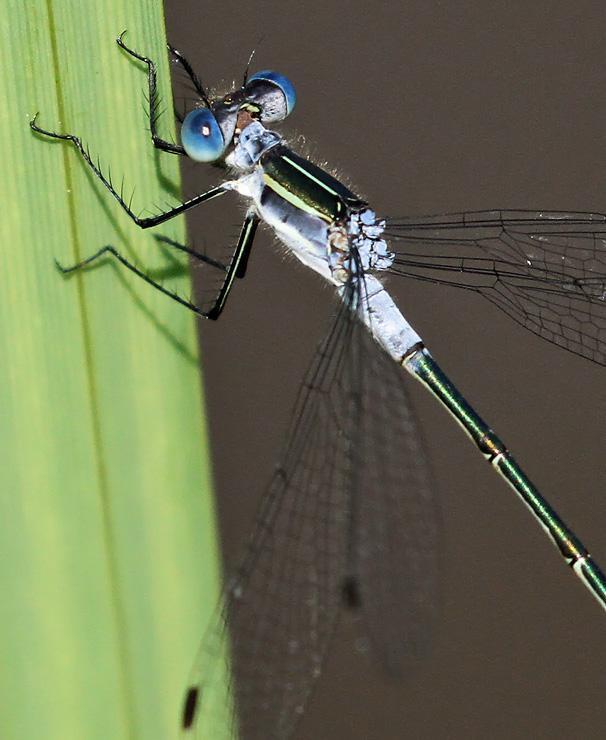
[224,116,419,359]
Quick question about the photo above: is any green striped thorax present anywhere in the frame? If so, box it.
[261,150,367,224]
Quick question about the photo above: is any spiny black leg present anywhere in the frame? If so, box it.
[154,235,228,272]
[55,213,259,320]
[206,211,259,319]
[167,43,212,107]
[55,246,214,319]
[117,31,185,155]
[30,112,231,229]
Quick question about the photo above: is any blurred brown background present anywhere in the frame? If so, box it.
[165,2,606,738]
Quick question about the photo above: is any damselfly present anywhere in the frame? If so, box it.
[31,33,606,740]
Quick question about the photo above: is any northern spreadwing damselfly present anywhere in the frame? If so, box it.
[31,32,606,740]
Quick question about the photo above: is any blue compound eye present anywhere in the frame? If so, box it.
[181,107,226,162]
[246,70,296,121]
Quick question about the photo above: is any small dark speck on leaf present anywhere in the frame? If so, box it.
[182,686,200,730]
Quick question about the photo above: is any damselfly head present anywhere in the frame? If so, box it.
[180,70,296,163]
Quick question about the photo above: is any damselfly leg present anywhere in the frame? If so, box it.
[55,210,259,320]
[31,34,260,318]
[30,111,232,228]
[29,36,236,228]
[116,31,186,155]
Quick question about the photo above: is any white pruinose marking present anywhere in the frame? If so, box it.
[226,120,423,359]
[347,209,393,272]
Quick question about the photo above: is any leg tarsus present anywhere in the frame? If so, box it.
[30,113,74,143]
[55,246,117,275]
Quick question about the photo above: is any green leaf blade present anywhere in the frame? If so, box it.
[0,2,223,738]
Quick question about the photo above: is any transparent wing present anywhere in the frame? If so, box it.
[182,299,356,740]
[350,280,441,674]
[181,279,440,738]
[384,210,606,365]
